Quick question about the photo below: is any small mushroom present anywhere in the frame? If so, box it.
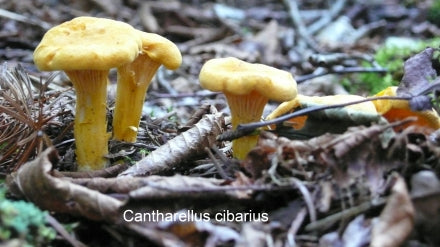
[372,86,440,133]
[199,57,297,159]
[33,16,142,170]
[112,30,182,142]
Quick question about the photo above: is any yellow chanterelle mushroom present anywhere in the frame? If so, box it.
[199,57,297,160]
[33,16,142,170]
[112,31,182,142]
[372,86,440,133]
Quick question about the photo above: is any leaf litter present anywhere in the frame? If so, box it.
[4,49,440,246]
[3,1,440,246]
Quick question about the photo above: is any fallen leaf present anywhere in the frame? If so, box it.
[128,175,242,201]
[318,123,398,192]
[396,47,440,112]
[6,147,123,222]
[397,47,437,99]
[371,174,414,247]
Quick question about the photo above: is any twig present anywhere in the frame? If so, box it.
[179,103,213,130]
[307,0,347,35]
[304,197,386,232]
[290,178,317,224]
[286,207,308,247]
[307,53,377,67]
[0,8,51,30]
[217,96,412,142]
[296,66,388,83]
[46,214,87,247]
[204,147,232,180]
[283,0,322,52]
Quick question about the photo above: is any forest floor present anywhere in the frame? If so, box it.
[2,0,440,246]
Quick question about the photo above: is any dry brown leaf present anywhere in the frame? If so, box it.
[119,112,225,176]
[62,176,148,194]
[371,174,414,247]
[6,147,123,222]
[60,173,249,202]
[128,175,244,201]
[323,123,392,159]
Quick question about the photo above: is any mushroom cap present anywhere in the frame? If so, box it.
[137,31,182,70]
[33,16,142,71]
[299,94,378,113]
[372,86,408,114]
[199,57,297,102]
[372,86,440,132]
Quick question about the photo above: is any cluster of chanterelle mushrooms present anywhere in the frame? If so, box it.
[33,17,182,170]
[33,16,298,170]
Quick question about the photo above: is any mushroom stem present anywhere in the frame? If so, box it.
[113,56,161,142]
[225,90,269,160]
[65,70,110,170]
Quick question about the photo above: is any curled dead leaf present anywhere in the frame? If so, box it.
[119,112,225,176]
[6,147,123,222]
[128,175,244,201]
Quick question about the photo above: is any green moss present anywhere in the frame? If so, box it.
[355,38,440,94]
[428,0,440,27]
[0,186,56,246]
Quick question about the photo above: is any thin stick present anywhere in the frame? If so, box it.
[0,8,51,30]
[283,0,321,52]
[296,66,387,83]
[218,96,412,141]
